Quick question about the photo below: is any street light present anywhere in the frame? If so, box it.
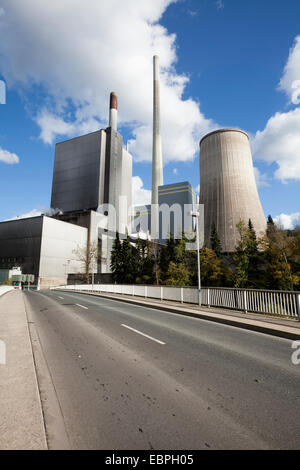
[63,259,70,286]
[189,210,201,306]
[91,257,95,291]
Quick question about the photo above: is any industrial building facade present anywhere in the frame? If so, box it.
[0,60,268,289]
[0,92,133,287]
[133,181,197,241]
[0,216,87,288]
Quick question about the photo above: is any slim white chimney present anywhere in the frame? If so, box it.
[109,92,118,131]
[152,55,163,205]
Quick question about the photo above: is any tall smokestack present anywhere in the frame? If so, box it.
[109,92,118,131]
[152,55,163,205]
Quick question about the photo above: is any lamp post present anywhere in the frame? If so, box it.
[64,259,70,286]
[189,210,201,306]
[91,257,95,291]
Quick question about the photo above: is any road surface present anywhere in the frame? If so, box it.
[24,290,300,450]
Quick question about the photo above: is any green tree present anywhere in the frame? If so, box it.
[265,225,298,290]
[158,232,177,283]
[200,247,224,286]
[110,232,123,283]
[246,219,261,287]
[141,239,155,284]
[134,236,143,283]
[166,261,190,286]
[120,233,136,284]
[210,221,222,258]
[233,220,250,287]
[266,215,277,243]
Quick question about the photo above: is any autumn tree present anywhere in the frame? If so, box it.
[166,261,190,286]
[199,247,224,286]
[233,220,251,287]
[73,240,99,283]
[264,224,298,290]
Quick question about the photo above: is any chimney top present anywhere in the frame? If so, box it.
[110,92,118,110]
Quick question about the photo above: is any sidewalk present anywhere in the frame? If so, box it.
[62,289,300,341]
[0,290,47,450]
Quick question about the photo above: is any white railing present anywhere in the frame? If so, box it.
[0,286,15,297]
[53,284,300,320]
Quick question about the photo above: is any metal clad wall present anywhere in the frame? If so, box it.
[51,130,103,212]
[133,205,151,235]
[0,217,44,276]
[158,182,195,239]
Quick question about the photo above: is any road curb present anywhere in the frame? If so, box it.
[23,294,49,450]
[57,290,300,341]
[0,290,48,450]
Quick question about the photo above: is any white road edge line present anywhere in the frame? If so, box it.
[121,324,166,345]
[58,296,64,299]
[76,304,88,310]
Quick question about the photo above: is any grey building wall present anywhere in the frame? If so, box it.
[200,128,266,253]
[121,147,133,233]
[39,216,87,288]
[51,130,106,213]
[51,124,133,276]
[0,216,88,288]
[0,216,43,276]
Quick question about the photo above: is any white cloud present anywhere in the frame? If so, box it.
[252,35,300,182]
[0,147,19,164]
[7,208,42,220]
[188,10,198,17]
[216,0,224,11]
[132,176,151,206]
[0,0,216,163]
[252,108,300,181]
[274,212,300,230]
[253,167,269,187]
[279,36,300,104]
[6,207,61,221]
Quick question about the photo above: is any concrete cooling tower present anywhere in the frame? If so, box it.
[200,128,266,253]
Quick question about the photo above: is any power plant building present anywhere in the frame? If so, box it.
[51,92,132,234]
[0,92,133,286]
[0,215,87,288]
[133,182,197,241]
[200,128,266,253]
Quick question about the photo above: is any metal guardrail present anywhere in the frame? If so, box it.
[53,284,300,320]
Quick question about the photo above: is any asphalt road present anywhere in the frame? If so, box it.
[24,290,300,450]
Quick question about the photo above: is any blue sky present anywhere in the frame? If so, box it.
[0,0,300,227]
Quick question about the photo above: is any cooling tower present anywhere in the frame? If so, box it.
[200,128,266,253]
